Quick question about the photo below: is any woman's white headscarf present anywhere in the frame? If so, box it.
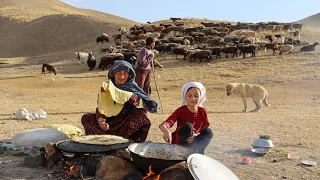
[181,82,207,107]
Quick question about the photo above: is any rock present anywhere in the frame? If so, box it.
[110,148,132,161]
[123,171,143,180]
[95,156,136,180]
[85,154,105,176]
[23,152,45,168]
[159,162,193,180]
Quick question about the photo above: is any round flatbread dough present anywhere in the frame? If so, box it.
[71,135,129,145]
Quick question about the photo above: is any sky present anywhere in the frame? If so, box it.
[60,0,319,23]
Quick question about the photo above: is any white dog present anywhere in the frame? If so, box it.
[226,83,270,112]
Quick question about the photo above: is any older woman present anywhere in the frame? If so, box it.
[81,61,158,142]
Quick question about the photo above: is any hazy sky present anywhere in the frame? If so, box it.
[61,0,319,23]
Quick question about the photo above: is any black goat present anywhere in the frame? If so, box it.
[238,44,259,58]
[300,42,319,52]
[42,64,56,75]
[87,54,96,71]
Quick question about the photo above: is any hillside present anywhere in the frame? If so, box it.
[299,12,320,28]
[0,0,139,57]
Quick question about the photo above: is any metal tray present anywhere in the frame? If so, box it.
[56,139,132,153]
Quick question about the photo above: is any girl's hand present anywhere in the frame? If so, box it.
[163,131,172,144]
[186,133,200,144]
[98,118,109,131]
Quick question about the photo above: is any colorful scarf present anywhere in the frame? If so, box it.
[108,60,158,113]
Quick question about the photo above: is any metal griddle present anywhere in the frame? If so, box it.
[56,139,132,154]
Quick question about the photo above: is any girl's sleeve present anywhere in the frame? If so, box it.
[162,107,182,128]
[201,108,210,129]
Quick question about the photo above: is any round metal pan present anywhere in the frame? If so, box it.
[56,139,132,153]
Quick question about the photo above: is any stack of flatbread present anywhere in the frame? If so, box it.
[71,135,129,145]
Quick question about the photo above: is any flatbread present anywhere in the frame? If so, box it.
[71,135,129,145]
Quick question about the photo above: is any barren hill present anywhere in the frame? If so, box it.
[299,12,320,28]
[0,0,139,57]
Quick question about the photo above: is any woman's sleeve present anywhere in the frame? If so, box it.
[95,108,107,121]
[161,107,181,128]
[119,94,140,116]
[126,94,140,107]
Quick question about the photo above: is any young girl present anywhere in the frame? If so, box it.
[159,82,213,154]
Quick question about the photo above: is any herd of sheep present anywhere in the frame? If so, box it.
[75,18,319,71]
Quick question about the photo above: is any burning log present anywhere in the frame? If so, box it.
[95,156,136,180]
[44,143,63,169]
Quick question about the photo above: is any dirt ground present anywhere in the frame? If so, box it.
[1,41,320,179]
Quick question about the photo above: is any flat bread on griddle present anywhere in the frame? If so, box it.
[71,135,129,145]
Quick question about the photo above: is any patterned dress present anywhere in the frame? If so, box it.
[81,94,151,142]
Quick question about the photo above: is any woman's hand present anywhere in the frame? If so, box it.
[186,133,200,144]
[163,131,172,144]
[98,118,109,131]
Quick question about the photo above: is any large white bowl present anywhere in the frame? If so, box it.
[252,138,274,148]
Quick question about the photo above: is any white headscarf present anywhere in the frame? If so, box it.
[181,82,207,107]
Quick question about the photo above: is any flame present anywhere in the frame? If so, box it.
[143,166,160,180]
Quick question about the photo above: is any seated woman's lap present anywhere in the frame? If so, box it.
[81,108,151,142]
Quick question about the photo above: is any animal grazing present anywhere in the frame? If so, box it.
[300,42,319,52]
[41,64,56,75]
[172,47,188,59]
[96,35,109,44]
[87,53,96,71]
[221,46,238,58]
[226,83,270,112]
[190,50,212,63]
[265,35,285,44]
[75,52,90,64]
[119,27,127,35]
[275,44,294,55]
[238,44,259,58]
[170,17,182,21]
[99,53,124,70]
[264,43,277,55]
[112,34,122,42]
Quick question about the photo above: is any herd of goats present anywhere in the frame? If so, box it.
[74,18,319,71]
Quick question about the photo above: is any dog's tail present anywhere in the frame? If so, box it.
[263,93,270,107]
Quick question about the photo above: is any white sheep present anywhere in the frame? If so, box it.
[253,40,268,52]
[75,52,90,64]
[119,27,127,35]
